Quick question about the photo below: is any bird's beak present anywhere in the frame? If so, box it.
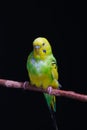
[34,45,40,54]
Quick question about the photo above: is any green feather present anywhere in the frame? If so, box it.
[44,93,56,112]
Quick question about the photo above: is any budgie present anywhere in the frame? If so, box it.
[27,37,60,130]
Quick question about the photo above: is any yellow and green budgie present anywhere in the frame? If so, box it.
[27,37,60,130]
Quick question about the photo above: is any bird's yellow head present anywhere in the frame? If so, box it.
[33,37,52,59]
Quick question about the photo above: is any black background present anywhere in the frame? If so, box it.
[0,2,87,130]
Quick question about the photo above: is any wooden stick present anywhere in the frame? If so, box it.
[0,79,87,102]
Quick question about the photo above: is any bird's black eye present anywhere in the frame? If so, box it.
[42,43,45,46]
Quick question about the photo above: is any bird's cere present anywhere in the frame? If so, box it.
[34,45,40,49]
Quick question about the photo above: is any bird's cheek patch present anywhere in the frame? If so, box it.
[43,50,46,53]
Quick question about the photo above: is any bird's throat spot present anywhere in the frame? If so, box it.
[43,50,46,53]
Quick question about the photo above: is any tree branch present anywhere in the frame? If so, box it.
[0,79,87,102]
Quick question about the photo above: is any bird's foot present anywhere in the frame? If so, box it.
[47,86,53,94]
[23,81,29,89]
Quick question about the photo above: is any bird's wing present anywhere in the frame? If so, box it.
[51,58,58,80]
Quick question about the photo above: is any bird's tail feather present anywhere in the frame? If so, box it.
[44,93,58,130]
[49,108,58,130]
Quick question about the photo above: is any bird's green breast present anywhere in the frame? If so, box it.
[27,53,53,88]
[28,58,50,75]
